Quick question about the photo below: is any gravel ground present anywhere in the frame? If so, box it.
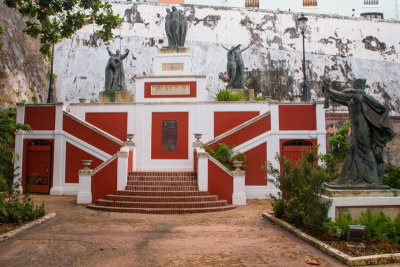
[0,195,346,267]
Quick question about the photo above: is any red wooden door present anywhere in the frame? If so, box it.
[26,140,52,194]
[282,140,313,165]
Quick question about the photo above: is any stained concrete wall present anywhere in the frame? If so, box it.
[54,2,400,114]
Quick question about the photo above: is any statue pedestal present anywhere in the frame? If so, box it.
[154,48,192,76]
[229,88,255,101]
[99,91,134,103]
[321,187,400,221]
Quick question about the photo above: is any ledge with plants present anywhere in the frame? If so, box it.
[262,121,400,264]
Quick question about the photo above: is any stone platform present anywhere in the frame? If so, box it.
[321,187,400,221]
[229,89,255,101]
[99,91,134,103]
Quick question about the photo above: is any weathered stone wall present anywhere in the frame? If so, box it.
[0,2,49,108]
[53,2,400,114]
[326,113,400,166]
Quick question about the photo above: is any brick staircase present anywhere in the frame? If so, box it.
[87,171,236,214]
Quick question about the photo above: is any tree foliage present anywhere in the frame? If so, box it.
[3,0,121,56]
[0,109,30,187]
[203,143,247,170]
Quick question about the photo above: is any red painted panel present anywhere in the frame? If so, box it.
[91,158,118,202]
[63,115,121,155]
[214,111,260,137]
[65,142,102,184]
[128,151,133,172]
[245,143,267,186]
[22,139,54,194]
[210,115,271,150]
[280,139,317,166]
[145,82,196,98]
[24,106,55,130]
[279,105,316,131]
[85,113,127,141]
[208,160,233,204]
[151,112,189,159]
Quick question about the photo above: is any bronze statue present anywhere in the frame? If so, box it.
[323,78,395,189]
[165,6,188,47]
[222,44,250,89]
[105,47,129,91]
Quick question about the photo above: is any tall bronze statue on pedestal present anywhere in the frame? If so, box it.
[322,78,394,189]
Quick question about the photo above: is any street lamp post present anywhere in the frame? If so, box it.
[298,14,309,102]
[47,43,55,103]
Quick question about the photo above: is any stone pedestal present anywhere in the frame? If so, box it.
[321,187,400,221]
[229,88,255,101]
[154,48,192,76]
[99,91,134,103]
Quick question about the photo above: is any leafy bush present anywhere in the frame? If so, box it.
[0,177,45,225]
[254,96,265,101]
[213,89,245,102]
[265,147,332,235]
[320,120,350,181]
[0,108,45,225]
[383,162,400,189]
[203,143,247,170]
[0,109,31,188]
[323,209,400,243]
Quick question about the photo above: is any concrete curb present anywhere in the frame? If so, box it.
[0,213,56,242]
[262,213,400,266]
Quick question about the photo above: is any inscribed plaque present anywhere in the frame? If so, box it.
[162,120,178,152]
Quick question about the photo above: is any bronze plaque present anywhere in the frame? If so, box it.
[162,120,178,152]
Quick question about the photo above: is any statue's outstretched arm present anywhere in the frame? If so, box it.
[325,86,351,107]
[107,47,116,57]
[120,49,130,59]
[241,45,251,52]
[221,45,229,51]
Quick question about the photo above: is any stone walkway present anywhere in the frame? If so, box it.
[0,195,346,266]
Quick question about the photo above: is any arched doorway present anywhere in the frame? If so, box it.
[26,140,52,194]
[282,140,313,165]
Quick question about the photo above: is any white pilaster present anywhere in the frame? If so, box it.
[16,102,26,124]
[77,169,92,204]
[232,170,246,205]
[50,132,65,195]
[196,148,208,191]
[54,102,65,130]
[117,150,129,190]
[266,102,281,197]
[316,103,327,158]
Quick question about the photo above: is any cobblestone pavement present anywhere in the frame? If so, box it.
[0,195,346,267]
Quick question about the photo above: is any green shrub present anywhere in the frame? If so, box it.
[265,147,332,235]
[320,120,350,181]
[254,96,265,101]
[213,89,245,102]
[203,143,247,171]
[323,209,400,243]
[383,162,400,189]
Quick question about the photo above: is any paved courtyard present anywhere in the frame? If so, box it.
[0,195,346,266]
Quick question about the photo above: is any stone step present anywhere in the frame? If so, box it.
[87,204,237,214]
[114,190,210,197]
[105,194,219,202]
[95,199,228,209]
[128,176,197,182]
[129,171,196,177]
[126,180,198,186]
[125,185,199,191]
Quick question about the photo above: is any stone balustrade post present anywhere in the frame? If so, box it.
[77,160,93,204]
[196,148,208,191]
[124,133,136,172]
[232,161,246,205]
[117,148,129,190]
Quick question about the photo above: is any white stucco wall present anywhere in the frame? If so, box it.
[54,2,400,113]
